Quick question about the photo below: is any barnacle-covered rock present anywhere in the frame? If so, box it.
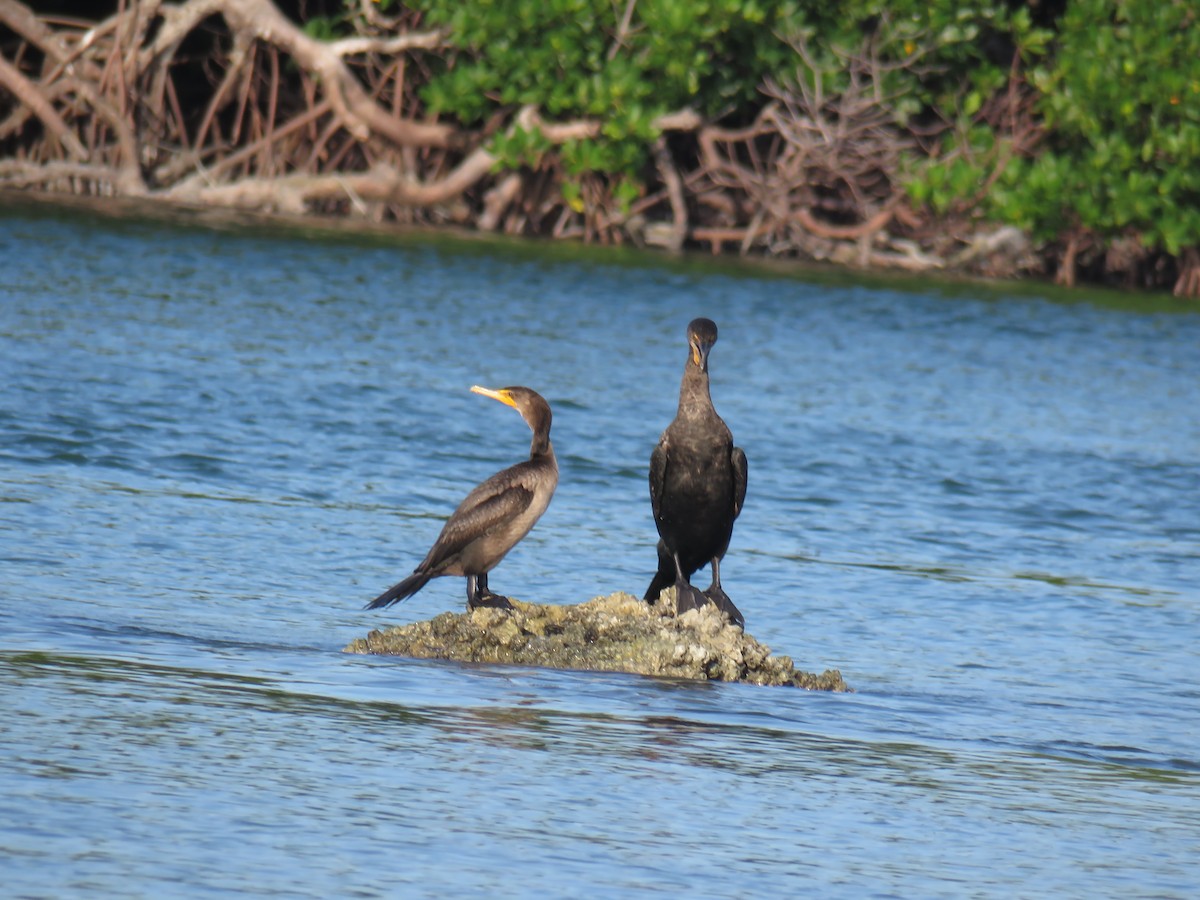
[345,589,849,692]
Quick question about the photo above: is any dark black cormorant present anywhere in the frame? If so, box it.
[644,318,747,627]
[366,385,558,612]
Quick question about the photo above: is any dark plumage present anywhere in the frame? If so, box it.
[366,386,557,612]
[645,318,747,627]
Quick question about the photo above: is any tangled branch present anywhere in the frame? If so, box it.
[677,27,923,266]
[0,0,466,211]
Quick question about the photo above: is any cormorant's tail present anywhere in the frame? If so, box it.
[643,570,673,603]
[365,570,432,609]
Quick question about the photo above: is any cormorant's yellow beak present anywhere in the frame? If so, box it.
[471,385,517,408]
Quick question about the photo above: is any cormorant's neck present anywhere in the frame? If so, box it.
[677,361,712,417]
[529,423,553,460]
[530,433,555,464]
[523,402,553,460]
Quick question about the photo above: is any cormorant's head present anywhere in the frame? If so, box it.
[686,318,718,372]
[470,385,552,435]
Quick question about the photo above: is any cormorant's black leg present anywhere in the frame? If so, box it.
[703,557,744,628]
[672,553,708,616]
[468,572,514,611]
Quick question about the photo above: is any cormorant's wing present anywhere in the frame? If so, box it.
[649,440,669,523]
[423,479,535,567]
[731,445,748,520]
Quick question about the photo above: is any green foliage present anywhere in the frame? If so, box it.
[794,0,1047,116]
[1014,0,1200,254]
[879,0,1050,216]
[415,0,799,177]
[908,0,1200,256]
[904,126,999,215]
[315,0,1200,267]
[302,15,344,42]
[411,0,1059,193]
[488,125,553,169]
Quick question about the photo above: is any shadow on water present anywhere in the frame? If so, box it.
[765,548,1181,603]
[6,650,1196,786]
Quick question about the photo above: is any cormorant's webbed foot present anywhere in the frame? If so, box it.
[466,574,514,611]
[703,585,744,629]
[469,592,514,611]
[673,580,709,617]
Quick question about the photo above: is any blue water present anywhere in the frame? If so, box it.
[2,208,1198,897]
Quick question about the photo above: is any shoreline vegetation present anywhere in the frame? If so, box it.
[2,0,1197,296]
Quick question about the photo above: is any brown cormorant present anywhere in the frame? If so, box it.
[366,385,558,612]
[644,318,747,627]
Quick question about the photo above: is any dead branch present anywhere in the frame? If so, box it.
[795,206,894,240]
[1,0,706,220]
[0,158,125,187]
[692,223,772,254]
[329,29,449,58]
[0,0,73,61]
[607,0,639,61]
[221,0,457,149]
[514,105,702,142]
[165,149,496,212]
[193,31,253,152]
[0,54,89,160]
[1,0,144,189]
[652,135,687,250]
[479,172,522,231]
[1056,232,1085,287]
[173,99,333,188]
[1173,248,1200,298]
[135,0,457,149]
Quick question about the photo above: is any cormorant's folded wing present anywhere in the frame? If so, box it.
[731,446,748,520]
[426,481,536,564]
[649,441,669,523]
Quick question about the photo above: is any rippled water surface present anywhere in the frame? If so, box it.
[2,207,1199,897]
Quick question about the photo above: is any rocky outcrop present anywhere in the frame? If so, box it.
[345,590,849,691]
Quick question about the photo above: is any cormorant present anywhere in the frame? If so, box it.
[366,385,557,612]
[644,318,747,627]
